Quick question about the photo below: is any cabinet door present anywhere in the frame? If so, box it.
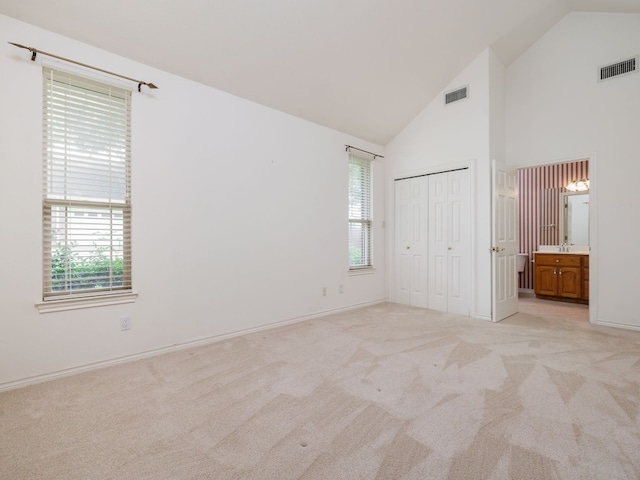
[582,266,589,300]
[535,265,557,296]
[558,266,582,299]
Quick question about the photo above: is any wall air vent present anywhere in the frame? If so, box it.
[599,56,637,82]
[444,86,468,105]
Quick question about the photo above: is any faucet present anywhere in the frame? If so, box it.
[559,242,569,252]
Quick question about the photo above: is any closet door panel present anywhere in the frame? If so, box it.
[394,180,411,305]
[447,170,470,315]
[394,176,428,307]
[428,174,448,312]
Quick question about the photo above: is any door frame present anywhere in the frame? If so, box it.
[388,159,477,315]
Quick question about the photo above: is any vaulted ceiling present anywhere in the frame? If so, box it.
[1,0,639,145]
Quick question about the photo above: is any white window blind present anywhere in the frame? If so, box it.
[42,67,132,299]
[348,153,372,269]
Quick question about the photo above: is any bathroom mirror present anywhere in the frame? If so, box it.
[560,192,589,245]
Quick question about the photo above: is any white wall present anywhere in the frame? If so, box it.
[489,50,506,163]
[385,49,493,320]
[506,12,640,329]
[0,14,386,388]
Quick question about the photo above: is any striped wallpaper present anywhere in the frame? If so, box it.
[518,160,589,290]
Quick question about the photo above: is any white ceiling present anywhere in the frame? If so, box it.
[1,0,639,145]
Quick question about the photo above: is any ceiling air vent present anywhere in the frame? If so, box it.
[599,56,637,82]
[445,86,468,105]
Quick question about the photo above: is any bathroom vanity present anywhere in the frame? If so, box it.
[533,252,589,304]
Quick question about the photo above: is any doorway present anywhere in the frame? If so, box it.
[517,158,591,314]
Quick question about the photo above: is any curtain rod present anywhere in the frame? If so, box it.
[9,42,158,92]
[345,145,384,159]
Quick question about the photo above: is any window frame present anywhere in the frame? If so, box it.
[348,152,373,270]
[40,67,133,305]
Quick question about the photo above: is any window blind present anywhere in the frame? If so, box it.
[42,67,132,299]
[348,153,372,269]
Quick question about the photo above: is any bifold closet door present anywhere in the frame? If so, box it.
[394,176,428,308]
[428,170,470,315]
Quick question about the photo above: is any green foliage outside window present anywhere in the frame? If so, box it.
[51,241,124,292]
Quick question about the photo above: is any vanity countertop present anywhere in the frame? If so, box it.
[534,251,589,255]
[535,246,589,255]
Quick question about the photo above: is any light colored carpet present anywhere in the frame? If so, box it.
[1,302,640,479]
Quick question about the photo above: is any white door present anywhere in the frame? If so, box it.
[491,160,519,321]
[394,176,428,308]
[427,173,448,312]
[428,169,470,315]
[447,170,470,315]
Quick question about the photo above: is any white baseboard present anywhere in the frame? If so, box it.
[596,320,640,332]
[0,299,386,393]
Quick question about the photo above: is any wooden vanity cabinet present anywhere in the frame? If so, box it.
[582,263,589,300]
[534,253,588,303]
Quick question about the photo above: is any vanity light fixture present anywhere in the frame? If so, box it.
[566,179,589,192]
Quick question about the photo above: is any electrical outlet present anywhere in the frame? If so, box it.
[339,285,344,294]
[322,287,327,296]
[120,315,132,331]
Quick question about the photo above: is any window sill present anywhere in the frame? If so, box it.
[348,267,376,276]
[36,292,138,314]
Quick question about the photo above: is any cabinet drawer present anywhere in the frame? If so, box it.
[535,254,582,267]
